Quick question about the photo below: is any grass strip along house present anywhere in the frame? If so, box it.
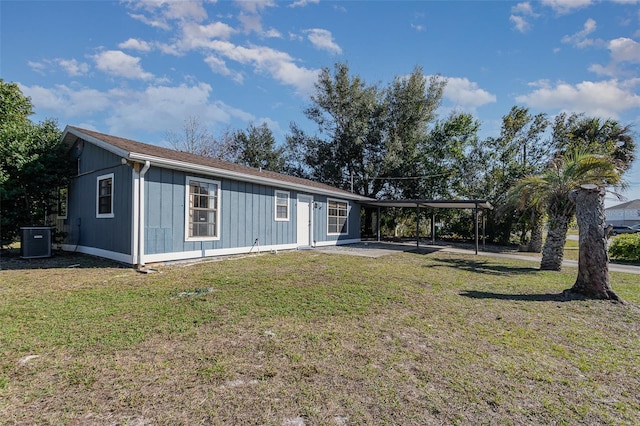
[55,126,371,267]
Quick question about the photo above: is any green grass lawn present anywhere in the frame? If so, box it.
[1,250,639,425]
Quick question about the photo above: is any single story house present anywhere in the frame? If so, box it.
[55,126,372,266]
[605,199,640,226]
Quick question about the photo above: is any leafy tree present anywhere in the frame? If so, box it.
[468,106,550,244]
[300,62,387,196]
[512,150,622,271]
[552,113,636,173]
[422,112,480,199]
[230,122,285,172]
[383,69,446,199]
[0,79,73,246]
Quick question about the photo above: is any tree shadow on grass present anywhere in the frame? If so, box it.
[427,257,540,276]
[460,290,565,302]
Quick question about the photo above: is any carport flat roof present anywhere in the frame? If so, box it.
[363,199,493,210]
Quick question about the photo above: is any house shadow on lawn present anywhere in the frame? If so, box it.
[427,257,540,276]
[459,290,565,302]
[0,249,126,271]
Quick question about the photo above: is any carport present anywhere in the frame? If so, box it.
[363,199,494,255]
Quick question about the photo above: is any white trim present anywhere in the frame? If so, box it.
[185,176,221,242]
[327,198,349,236]
[96,173,115,218]
[314,238,361,247]
[138,161,151,266]
[131,166,140,264]
[274,190,290,222]
[61,240,360,265]
[143,243,299,264]
[60,244,133,264]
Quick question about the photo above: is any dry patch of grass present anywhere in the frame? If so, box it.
[1,250,639,424]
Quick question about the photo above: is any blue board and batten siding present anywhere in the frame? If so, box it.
[142,167,360,262]
[57,141,132,261]
[143,168,297,258]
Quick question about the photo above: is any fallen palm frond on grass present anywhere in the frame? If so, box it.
[1,250,639,424]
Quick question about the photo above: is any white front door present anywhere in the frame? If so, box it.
[297,195,313,247]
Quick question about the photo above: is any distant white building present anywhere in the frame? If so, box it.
[605,199,640,226]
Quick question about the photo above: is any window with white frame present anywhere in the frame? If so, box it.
[185,176,220,240]
[96,173,114,218]
[57,187,68,219]
[275,190,290,221]
[327,199,348,235]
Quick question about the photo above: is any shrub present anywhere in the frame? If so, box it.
[608,233,640,262]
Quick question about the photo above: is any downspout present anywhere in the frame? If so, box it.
[138,161,151,268]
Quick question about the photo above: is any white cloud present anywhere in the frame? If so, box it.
[208,40,319,95]
[119,38,153,52]
[178,21,236,50]
[515,79,640,119]
[125,0,209,29]
[204,55,244,82]
[28,61,48,75]
[442,77,497,108]
[263,28,282,38]
[290,0,320,7]
[234,0,275,14]
[510,15,531,33]
[93,50,154,80]
[234,0,276,34]
[511,2,537,15]
[21,84,112,117]
[128,13,172,31]
[27,58,89,76]
[542,0,592,14]
[21,81,255,137]
[510,2,539,32]
[163,0,208,21]
[411,23,425,32]
[561,18,599,48]
[609,37,640,63]
[589,37,640,77]
[304,29,342,55]
[56,58,90,76]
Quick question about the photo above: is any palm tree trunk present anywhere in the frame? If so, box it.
[540,212,571,271]
[565,185,622,302]
[527,209,543,253]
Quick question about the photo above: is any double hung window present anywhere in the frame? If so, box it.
[186,177,220,240]
[327,199,348,235]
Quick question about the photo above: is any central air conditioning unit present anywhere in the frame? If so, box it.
[20,227,52,259]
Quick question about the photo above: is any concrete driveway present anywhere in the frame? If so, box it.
[316,241,640,275]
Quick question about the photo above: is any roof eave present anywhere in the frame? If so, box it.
[62,126,130,159]
[128,152,373,202]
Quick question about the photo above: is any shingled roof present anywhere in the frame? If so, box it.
[62,125,372,201]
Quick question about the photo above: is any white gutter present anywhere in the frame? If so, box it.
[138,161,151,267]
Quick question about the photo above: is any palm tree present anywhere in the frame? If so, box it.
[512,150,622,271]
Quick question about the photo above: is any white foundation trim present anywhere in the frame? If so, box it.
[61,244,133,264]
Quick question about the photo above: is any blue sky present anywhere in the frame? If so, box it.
[1,0,639,205]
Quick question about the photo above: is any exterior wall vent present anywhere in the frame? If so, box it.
[20,227,52,259]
